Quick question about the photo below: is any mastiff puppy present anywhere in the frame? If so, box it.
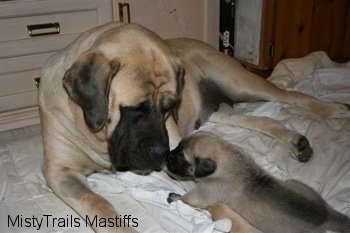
[39,22,349,232]
[166,132,350,233]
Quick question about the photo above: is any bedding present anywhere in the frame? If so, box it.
[0,51,349,233]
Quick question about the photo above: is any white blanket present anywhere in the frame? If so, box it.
[1,51,349,233]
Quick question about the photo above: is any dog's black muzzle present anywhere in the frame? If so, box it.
[108,105,169,174]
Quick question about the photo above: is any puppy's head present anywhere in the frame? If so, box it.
[166,132,220,180]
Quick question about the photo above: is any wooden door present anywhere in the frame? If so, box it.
[271,0,350,66]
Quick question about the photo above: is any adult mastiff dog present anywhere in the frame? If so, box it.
[39,22,349,232]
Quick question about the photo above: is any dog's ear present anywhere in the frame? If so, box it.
[175,67,185,97]
[171,67,185,122]
[194,158,216,178]
[63,52,120,131]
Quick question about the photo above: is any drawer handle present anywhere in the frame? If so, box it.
[34,77,40,88]
[27,22,60,37]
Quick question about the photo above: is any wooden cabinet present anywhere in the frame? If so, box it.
[0,0,219,132]
[234,0,350,70]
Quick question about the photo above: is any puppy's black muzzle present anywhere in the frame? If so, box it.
[166,143,192,177]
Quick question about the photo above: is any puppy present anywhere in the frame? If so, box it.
[166,132,350,233]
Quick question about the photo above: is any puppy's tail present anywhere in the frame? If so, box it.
[326,209,350,233]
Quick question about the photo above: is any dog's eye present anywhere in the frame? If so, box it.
[133,101,151,113]
[120,101,151,118]
[162,98,178,114]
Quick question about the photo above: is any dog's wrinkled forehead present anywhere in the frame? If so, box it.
[106,50,180,136]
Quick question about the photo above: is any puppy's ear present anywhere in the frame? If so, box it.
[194,158,216,178]
[63,52,120,131]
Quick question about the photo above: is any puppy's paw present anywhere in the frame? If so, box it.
[167,192,182,203]
[287,135,313,162]
[295,136,313,162]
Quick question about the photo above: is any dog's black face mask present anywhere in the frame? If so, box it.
[108,102,170,175]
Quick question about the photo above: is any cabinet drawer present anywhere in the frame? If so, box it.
[0,10,97,58]
[0,34,78,59]
[0,0,113,59]
[0,68,40,112]
[0,91,38,112]
[0,10,98,43]
[1,70,40,97]
[0,53,53,99]
[0,53,54,75]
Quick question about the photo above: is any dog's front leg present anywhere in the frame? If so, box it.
[45,166,135,233]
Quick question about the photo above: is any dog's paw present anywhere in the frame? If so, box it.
[167,192,182,203]
[329,102,350,118]
[289,135,313,162]
[319,102,350,118]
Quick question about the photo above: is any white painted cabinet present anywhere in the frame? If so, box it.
[0,0,219,132]
[113,0,219,48]
[0,0,114,131]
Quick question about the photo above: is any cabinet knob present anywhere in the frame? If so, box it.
[27,22,60,37]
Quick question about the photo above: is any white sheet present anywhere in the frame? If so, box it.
[1,51,349,233]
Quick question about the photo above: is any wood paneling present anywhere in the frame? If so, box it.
[258,0,275,69]
[309,0,348,59]
[236,0,350,69]
[272,0,314,64]
[271,0,350,66]
[342,0,350,59]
